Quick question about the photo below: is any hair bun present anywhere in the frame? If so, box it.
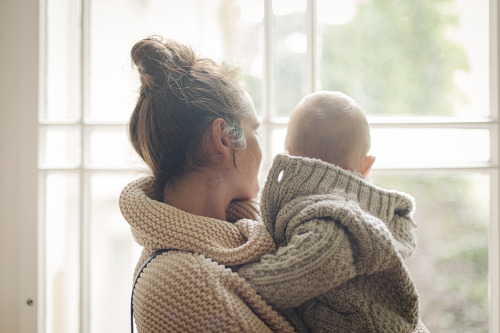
[131,36,196,89]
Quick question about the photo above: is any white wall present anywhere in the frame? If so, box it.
[0,0,39,332]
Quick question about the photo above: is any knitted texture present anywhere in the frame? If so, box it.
[120,176,296,333]
[238,154,424,333]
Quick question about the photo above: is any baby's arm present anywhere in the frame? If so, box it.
[238,218,357,309]
[239,195,406,310]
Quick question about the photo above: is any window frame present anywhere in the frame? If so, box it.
[489,1,500,331]
[27,0,500,332]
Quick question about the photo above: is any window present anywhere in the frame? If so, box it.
[40,0,498,332]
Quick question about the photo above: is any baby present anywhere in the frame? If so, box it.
[239,91,425,333]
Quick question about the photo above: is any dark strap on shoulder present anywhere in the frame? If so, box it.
[131,249,175,333]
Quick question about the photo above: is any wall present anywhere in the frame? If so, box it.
[0,0,39,332]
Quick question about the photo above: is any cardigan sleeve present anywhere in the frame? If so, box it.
[385,193,417,259]
[238,197,405,309]
[238,218,358,309]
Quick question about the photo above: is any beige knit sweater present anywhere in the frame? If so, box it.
[239,154,427,333]
[119,176,296,333]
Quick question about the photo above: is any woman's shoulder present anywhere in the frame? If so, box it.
[133,251,294,332]
[140,251,231,283]
[136,251,251,311]
[133,251,236,331]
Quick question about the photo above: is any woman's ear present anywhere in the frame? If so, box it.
[360,155,376,178]
[207,118,231,162]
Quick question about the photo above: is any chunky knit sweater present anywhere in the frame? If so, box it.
[119,176,296,333]
[238,154,425,333]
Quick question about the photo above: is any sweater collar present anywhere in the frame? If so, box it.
[119,176,275,265]
[261,154,416,231]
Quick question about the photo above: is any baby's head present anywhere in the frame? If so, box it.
[285,91,375,176]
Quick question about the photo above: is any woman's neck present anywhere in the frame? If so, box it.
[162,172,231,221]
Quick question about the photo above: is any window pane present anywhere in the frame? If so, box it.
[235,0,265,116]
[318,0,489,117]
[39,126,81,168]
[85,126,144,169]
[271,127,287,157]
[268,127,490,169]
[371,128,490,168]
[88,0,263,121]
[371,174,489,333]
[272,0,308,117]
[89,173,142,333]
[44,172,80,333]
[44,0,80,122]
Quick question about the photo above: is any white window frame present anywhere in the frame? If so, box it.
[0,0,498,332]
[489,1,500,331]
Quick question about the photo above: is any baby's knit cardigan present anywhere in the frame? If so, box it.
[119,176,296,333]
[239,154,428,333]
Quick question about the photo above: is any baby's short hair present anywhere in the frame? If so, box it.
[285,91,371,171]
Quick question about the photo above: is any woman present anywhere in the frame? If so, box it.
[119,36,295,333]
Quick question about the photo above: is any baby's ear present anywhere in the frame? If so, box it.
[360,155,376,178]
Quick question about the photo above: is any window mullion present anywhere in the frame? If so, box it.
[263,0,273,174]
[368,117,496,129]
[490,0,500,332]
[80,0,91,332]
[306,0,317,93]
[372,165,496,174]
